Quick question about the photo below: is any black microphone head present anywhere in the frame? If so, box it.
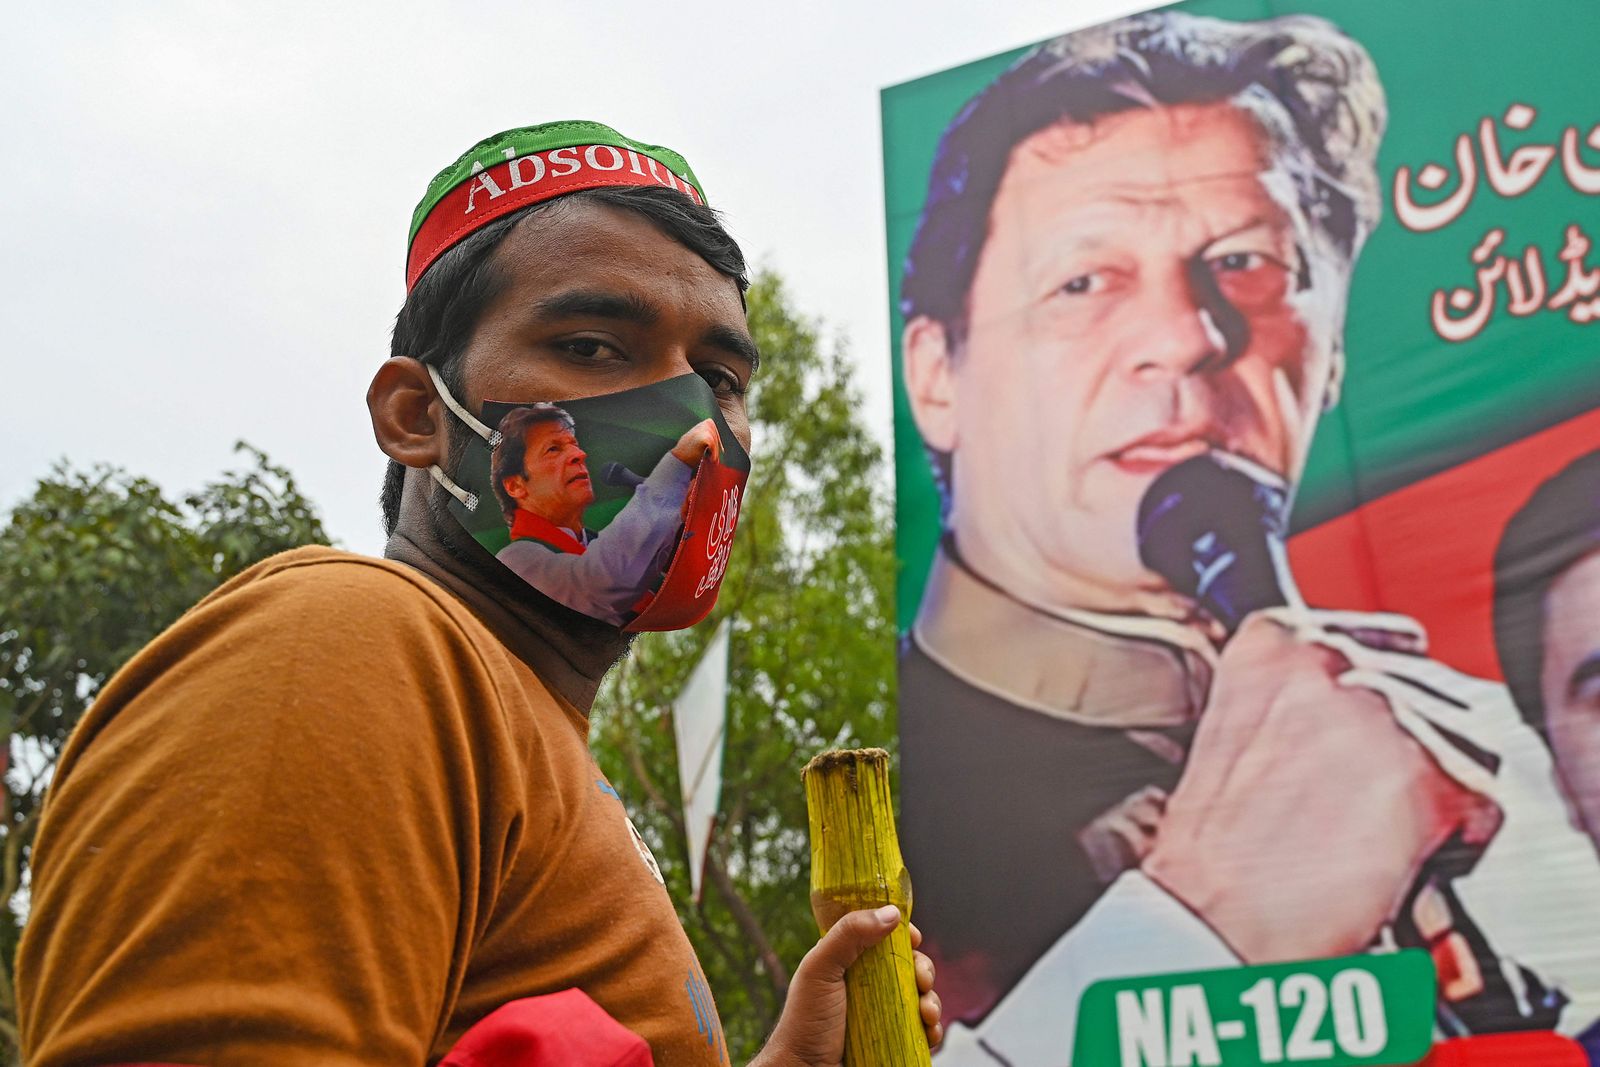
[1136,453,1293,633]
[601,462,645,489]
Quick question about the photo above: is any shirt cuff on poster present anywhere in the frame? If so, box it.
[963,871,1240,1066]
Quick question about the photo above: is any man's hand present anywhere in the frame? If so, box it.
[1144,610,1483,963]
[671,419,722,467]
[753,905,942,1067]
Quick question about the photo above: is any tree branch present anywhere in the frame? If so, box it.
[613,713,791,999]
[703,840,790,999]
[0,804,41,1022]
[10,685,54,738]
[691,896,776,1031]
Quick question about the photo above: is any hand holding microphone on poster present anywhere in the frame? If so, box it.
[1139,610,1489,966]
[1137,453,1600,1028]
[949,453,1600,1066]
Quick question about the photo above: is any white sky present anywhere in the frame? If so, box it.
[2,0,1153,556]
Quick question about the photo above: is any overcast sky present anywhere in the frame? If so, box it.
[2,0,1153,556]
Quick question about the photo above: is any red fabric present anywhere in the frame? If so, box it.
[509,509,587,555]
[1289,406,1600,680]
[407,144,703,290]
[1420,1031,1588,1066]
[623,458,744,633]
[439,989,654,1067]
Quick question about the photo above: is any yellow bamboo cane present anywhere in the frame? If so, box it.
[802,748,931,1067]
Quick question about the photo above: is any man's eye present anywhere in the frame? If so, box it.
[697,365,746,398]
[1570,660,1600,707]
[1058,273,1104,296]
[559,338,622,361]
[1207,252,1291,309]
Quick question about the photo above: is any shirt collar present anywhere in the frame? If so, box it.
[509,510,588,554]
[911,546,1214,727]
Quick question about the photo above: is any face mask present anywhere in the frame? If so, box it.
[426,366,750,632]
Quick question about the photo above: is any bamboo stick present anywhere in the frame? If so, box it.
[802,748,930,1067]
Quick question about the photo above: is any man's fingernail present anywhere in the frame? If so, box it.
[876,905,900,924]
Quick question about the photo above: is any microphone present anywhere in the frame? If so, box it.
[601,462,645,489]
[1136,453,1299,634]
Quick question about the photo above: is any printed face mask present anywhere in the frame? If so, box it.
[426,366,750,632]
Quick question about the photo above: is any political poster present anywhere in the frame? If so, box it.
[883,2,1600,1063]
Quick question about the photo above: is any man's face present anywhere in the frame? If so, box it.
[505,421,595,524]
[457,198,755,456]
[910,102,1345,616]
[1540,548,1600,847]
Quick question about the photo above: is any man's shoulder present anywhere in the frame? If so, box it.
[157,546,514,685]
[80,547,548,764]
[199,546,475,628]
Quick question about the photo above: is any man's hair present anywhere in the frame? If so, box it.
[1493,451,1600,735]
[489,403,579,524]
[899,11,1387,511]
[380,184,749,536]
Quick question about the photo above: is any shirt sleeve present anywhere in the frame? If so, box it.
[496,454,692,624]
[18,557,521,1067]
[969,871,1240,1066]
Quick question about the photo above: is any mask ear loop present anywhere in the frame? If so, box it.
[424,364,503,513]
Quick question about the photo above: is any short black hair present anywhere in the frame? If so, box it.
[901,11,1385,333]
[489,404,578,525]
[899,11,1386,514]
[380,184,748,536]
[1493,451,1600,735]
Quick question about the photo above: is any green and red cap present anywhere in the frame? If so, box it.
[407,120,708,291]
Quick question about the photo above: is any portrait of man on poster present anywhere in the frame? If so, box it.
[894,10,1600,1061]
[1496,451,1600,859]
[487,401,719,626]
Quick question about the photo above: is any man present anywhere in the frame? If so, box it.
[489,402,715,624]
[894,11,1600,1060]
[18,121,941,1065]
[1495,450,1600,1064]
[1496,451,1600,856]
[493,403,602,552]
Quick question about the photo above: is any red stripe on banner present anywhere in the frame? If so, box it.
[1419,1031,1588,1066]
[1289,408,1600,680]
[407,145,703,289]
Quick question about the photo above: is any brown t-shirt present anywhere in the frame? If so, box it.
[18,547,730,1067]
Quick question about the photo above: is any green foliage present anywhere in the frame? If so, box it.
[590,271,897,1062]
[0,443,329,1053]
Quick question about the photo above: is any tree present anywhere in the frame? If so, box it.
[0,444,329,1055]
[589,270,898,1061]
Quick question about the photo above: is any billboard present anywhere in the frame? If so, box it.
[883,2,1600,1063]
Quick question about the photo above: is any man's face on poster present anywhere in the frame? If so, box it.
[504,420,596,522]
[1541,548,1600,846]
[910,102,1346,615]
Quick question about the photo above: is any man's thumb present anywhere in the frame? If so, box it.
[806,906,901,981]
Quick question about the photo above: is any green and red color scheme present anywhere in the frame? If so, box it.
[406,120,707,291]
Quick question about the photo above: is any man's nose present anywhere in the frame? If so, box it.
[1123,267,1240,379]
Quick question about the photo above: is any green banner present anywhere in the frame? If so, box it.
[1073,953,1436,1067]
[884,3,1600,1064]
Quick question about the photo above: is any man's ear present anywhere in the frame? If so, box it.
[502,473,529,506]
[904,316,958,453]
[368,357,445,468]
